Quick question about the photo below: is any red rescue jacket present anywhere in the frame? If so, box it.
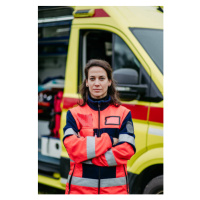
[63,95,136,194]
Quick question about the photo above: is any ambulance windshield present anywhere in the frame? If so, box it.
[130,28,163,74]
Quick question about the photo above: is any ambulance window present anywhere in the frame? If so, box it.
[130,28,163,74]
[112,33,162,102]
[112,34,140,76]
[80,30,112,81]
[84,31,112,64]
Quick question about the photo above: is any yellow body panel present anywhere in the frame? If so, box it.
[38,175,65,190]
[128,147,163,174]
[147,101,163,150]
[63,27,79,94]
[73,6,163,29]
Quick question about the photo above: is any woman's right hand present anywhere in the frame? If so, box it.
[113,137,119,145]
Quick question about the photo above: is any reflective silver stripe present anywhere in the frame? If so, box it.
[86,136,96,159]
[61,178,68,185]
[70,159,74,162]
[70,176,98,187]
[67,174,71,183]
[68,175,126,187]
[64,128,77,137]
[101,177,126,187]
[119,134,135,146]
[148,127,163,136]
[105,149,117,166]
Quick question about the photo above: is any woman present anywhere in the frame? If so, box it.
[63,59,136,194]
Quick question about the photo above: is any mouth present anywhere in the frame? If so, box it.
[93,89,101,91]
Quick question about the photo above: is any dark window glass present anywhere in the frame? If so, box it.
[86,31,112,65]
[38,42,68,55]
[38,6,73,18]
[38,25,71,39]
[113,34,140,76]
[130,28,163,74]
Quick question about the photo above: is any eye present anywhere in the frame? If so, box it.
[100,77,105,80]
[90,77,95,81]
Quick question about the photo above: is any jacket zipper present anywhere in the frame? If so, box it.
[98,103,101,194]
[123,164,129,194]
[68,164,76,194]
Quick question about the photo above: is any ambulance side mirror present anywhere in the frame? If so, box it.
[113,68,148,101]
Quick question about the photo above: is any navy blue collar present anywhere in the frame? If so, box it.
[87,95,111,111]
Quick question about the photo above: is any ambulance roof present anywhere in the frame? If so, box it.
[73,6,163,30]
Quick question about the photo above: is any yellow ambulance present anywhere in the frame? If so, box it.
[38,6,163,194]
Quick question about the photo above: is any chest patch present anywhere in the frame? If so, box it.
[77,113,93,127]
[105,116,120,125]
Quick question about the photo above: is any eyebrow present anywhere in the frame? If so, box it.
[89,75,105,78]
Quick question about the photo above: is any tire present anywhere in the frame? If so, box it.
[143,175,163,194]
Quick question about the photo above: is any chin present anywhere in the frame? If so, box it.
[94,96,102,99]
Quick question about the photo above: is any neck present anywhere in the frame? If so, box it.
[89,94,109,101]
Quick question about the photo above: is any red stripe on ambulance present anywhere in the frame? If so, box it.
[149,106,163,123]
[122,103,148,121]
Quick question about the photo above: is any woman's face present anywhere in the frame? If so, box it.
[86,66,111,99]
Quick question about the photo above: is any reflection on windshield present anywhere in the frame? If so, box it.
[130,28,163,74]
[113,34,141,75]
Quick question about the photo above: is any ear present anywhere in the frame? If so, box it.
[86,79,88,87]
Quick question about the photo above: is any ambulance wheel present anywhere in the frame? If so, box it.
[143,175,163,194]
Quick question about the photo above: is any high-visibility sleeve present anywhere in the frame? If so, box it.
[91,143,135,166]
[91,111,136,166]
[63,110,113,163]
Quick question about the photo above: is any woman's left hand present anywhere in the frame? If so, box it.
[113,138,119,145]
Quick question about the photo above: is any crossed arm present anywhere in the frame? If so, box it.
[63,110,136,166]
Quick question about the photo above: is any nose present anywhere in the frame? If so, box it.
[94,79,100,86]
